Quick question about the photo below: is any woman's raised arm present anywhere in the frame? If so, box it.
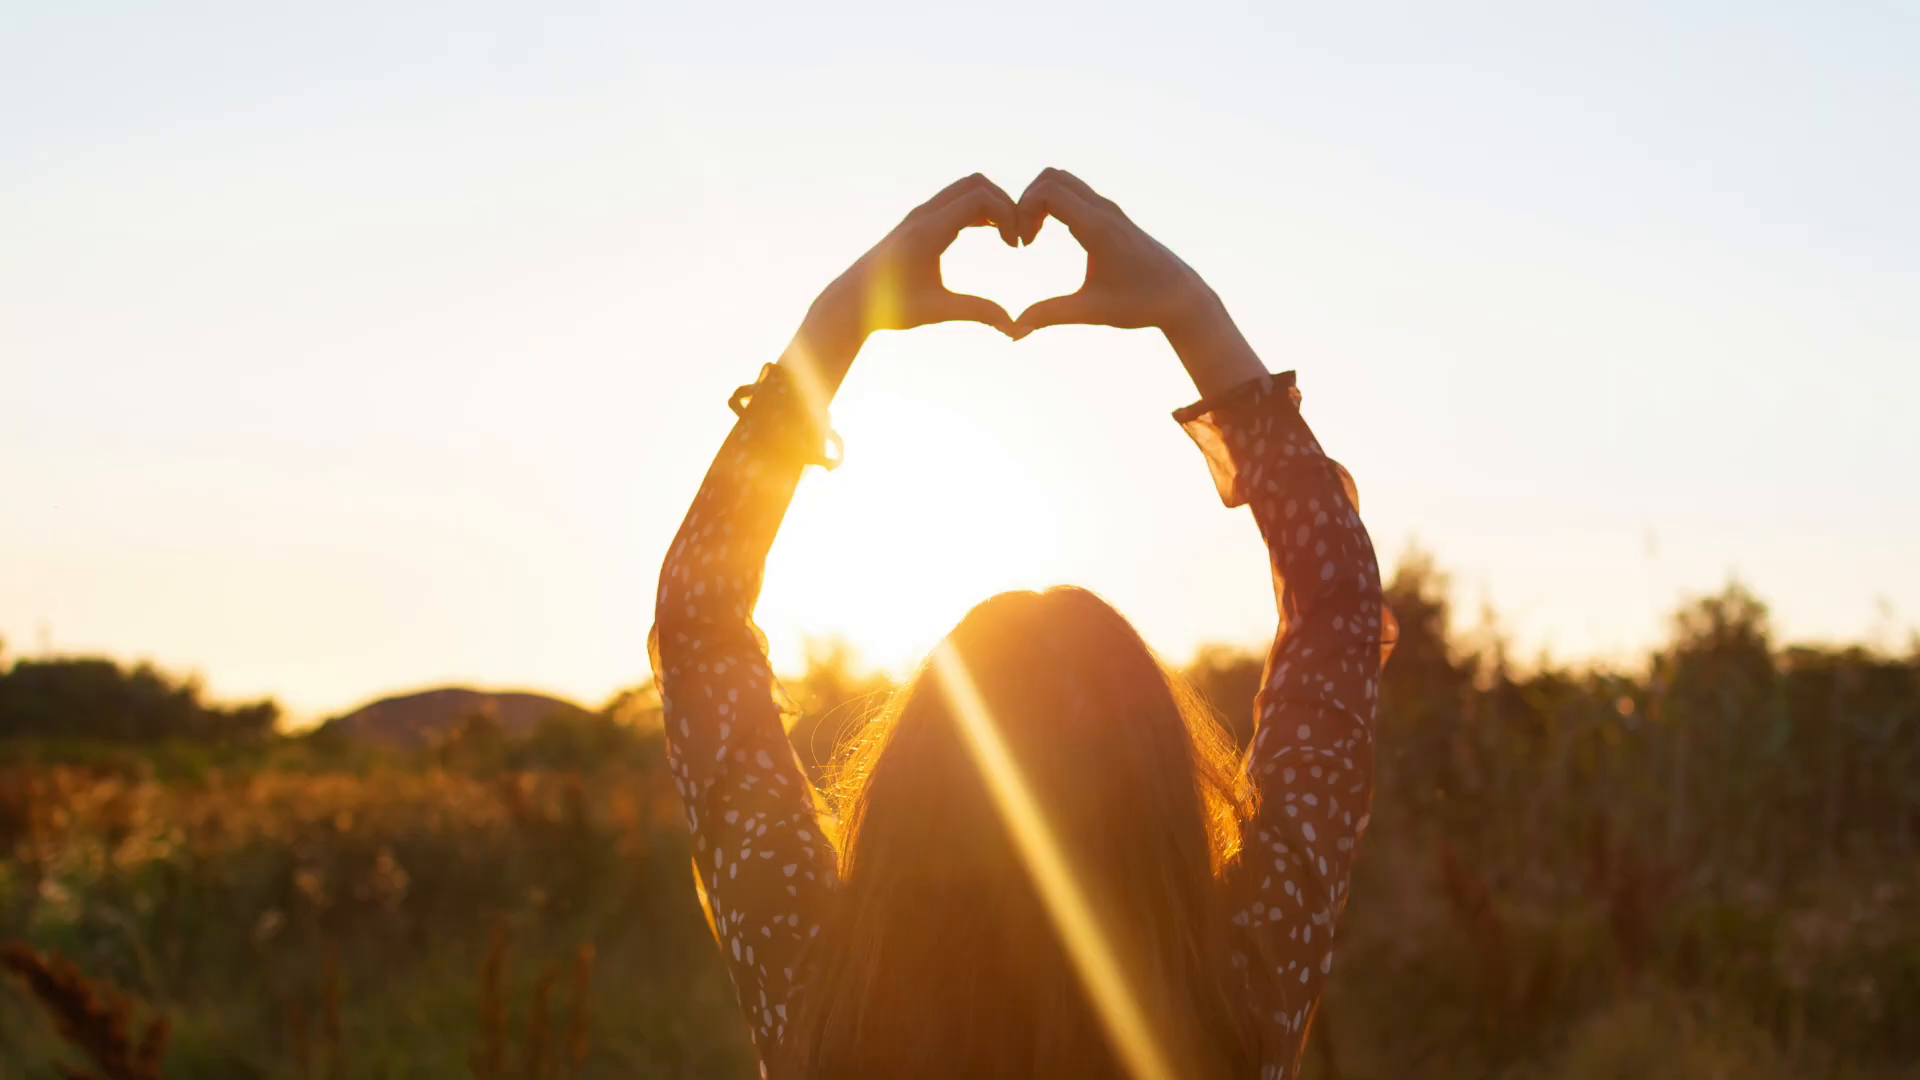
[649,173,1019,1062]
[1174,370,1389,1071]
[1010,168,1392,1072]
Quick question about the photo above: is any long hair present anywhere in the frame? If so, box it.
[781,586,1261,1079]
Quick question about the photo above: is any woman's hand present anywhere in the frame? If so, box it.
[1009,168,1264,399]
[789,174,1021,392]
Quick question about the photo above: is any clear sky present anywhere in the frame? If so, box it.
[5,2,1917,721]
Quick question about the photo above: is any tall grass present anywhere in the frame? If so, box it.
[0,753,749,1077]
[3,556,1917,1077]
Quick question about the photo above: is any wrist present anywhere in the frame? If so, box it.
[1158,282,1225,346]
[788,290,869,399]
[1161,294,1265,400]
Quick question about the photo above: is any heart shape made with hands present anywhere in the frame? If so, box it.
[940,224,1088,330]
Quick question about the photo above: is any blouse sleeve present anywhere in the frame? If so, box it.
[649,365,840,1061]
[1175,370,1393,1073]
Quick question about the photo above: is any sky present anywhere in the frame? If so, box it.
[4,1,1917,722]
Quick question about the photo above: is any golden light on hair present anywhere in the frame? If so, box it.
[929,640,1180,1080]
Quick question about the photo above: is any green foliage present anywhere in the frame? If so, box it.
[0,658,279,746]
[0,749,747,1077]
[433,709,668,777]
[1283,559,1920,1079]
[4,558,1919,1077]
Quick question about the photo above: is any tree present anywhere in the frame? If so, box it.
[0,656,279,744]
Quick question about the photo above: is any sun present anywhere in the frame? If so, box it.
[753,387,1068,676]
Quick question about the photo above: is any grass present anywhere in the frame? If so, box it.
[3,566,1917,1076]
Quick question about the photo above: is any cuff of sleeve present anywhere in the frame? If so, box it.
[1172,369,1316,508]
[729,362,843,470]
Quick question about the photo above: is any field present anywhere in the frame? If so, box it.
[3,557,1918,1078]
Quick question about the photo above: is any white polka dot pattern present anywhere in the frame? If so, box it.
[653,366,1386,1078]
[1177,370,1389,1077]
[650,376,839,1065]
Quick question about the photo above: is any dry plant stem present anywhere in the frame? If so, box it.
[471,922,510,1080]
[564,945,594,1076]
[286,996,312,1080]
[0,941,169,1080]
[524,966,559,1080]
[321,943,342,1080]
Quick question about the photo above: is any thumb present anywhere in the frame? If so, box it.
[1011,291,1101,339]
[923,290,1015,337]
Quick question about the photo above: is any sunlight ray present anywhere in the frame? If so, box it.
[779,337,835,436]
[930,641,1179,1080]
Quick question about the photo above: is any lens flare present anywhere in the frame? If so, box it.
[862,267,903,334]
[930,641,1179,1080]
[779,338,835,428]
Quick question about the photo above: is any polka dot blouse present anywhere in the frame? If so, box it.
[651,366,1390,1079]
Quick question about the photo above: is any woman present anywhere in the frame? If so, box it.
[652,169,1391,1080]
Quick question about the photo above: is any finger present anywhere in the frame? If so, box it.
[915,172,992,218]
[922,290,1016,337]
[1036,167,1120,214]
[1011,290,1103,338]
[926,184,1020,248]
[1015,176,1104,247]
[974,175,1022,247]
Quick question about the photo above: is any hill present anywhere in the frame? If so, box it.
[326,687,592,748]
